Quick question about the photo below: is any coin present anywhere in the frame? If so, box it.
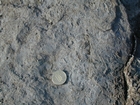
[52,70,67,85]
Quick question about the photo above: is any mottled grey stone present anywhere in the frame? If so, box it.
[121,0,140,105]
[0,0,133,105]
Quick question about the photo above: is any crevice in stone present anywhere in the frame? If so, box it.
[119,1,139,104]
[123,72,128,101]
[113,1,137,103]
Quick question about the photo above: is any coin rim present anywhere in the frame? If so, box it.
[52,70,67,85]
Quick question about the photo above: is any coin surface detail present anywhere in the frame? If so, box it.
[52,70,67,85]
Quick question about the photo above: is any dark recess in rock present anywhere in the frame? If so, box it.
[121,0,140,104]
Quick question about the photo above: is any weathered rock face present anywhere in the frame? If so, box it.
[121,0,140,105]
[0,0,132,105]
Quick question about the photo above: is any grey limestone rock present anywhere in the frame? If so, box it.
[121,0,140,105]
[0,0,134,105]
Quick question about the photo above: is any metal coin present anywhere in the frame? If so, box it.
[52,70,67,85]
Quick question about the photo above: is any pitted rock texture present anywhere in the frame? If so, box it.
[0,0,132,105]
[121,0,140,105]
[124,38,140,105]
[124,57,140,105]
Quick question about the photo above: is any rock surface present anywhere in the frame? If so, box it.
[121,0,140,105]
[0,0,134,105]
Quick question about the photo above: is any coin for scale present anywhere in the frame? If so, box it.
[52,70,67,85]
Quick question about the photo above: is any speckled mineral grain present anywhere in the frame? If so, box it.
[0,0,138,105]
